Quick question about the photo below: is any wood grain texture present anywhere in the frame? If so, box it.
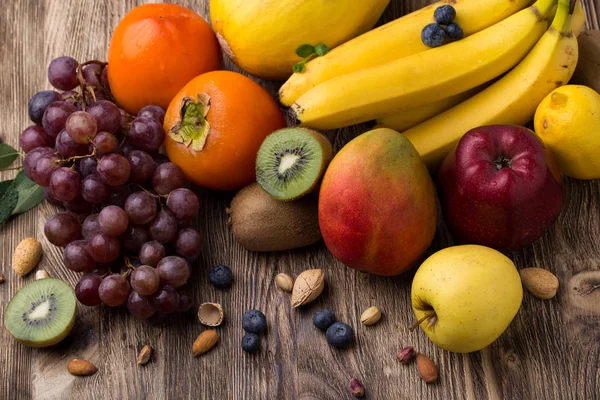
[1,1,599,399]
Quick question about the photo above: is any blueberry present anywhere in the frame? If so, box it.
[242,309,267,334]
[445,23,464,41]
[434,5,456,25]
[325,322,354,349]
[242,333,261,353]
[209,264,233,289]
[313,309,336,332]
[421,23,447,48]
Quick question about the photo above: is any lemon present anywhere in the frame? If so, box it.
[534,85,600,180]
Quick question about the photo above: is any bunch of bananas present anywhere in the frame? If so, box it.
[281,0,586,171]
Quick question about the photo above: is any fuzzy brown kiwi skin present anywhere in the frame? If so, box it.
[229,183,322,251]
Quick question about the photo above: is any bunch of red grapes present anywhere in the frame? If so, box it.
[21,56,202,319]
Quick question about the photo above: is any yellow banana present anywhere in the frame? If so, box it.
[279,0,533,106]
[374,87,482,132]
[375,0,584,134]
[404,0,579,172]
[290,0,556,130]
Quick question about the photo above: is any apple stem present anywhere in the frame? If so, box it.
[410,313,436,331]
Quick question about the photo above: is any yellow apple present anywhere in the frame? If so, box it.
[411,245,523,353]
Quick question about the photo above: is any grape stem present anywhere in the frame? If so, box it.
[54,147,98,165]
[75,60,111,110]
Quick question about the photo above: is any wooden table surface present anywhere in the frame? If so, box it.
[1,1,600,399]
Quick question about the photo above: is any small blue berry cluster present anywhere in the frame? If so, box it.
[313,309,354,349]
[421,5,463,48]
[242,309,267,353]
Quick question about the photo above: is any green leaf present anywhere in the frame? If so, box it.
[12,170,33,190]
[0,179,14,198]
[0,144,19,169]
[12,182,44,216]
[293,62,306,73]
[0,186,19,224]
[315,43,329,57]
[296,44,315,58]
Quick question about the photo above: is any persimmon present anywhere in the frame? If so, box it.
[107,4,221,114]
[164,71,287,191]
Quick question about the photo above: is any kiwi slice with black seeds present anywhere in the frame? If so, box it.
[4,278,77,347]
[256,128,333,200]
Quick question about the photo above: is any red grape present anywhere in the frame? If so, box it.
[81,64,101,86]
[75,273,103,306]
[44,189,63,206]
[24,146,53,180]
[29,90,62,125]
[127,150,155,183]
[81,174,110,204]
[88,100,121,134]
[152,153,170,166]
[64,240,96,272]
[139,241,166,267]
[121,225,150,253]
[127,291,156,319]
[124,191,157,225]
[78,157,97,178]
[55,129,89,157]
[89,234,121,263]
[32,153,61,187]
[129,117,165,153]
[106,185,131,208]
[175,228,203,260]
[91,131,118,154]
[19,125,53,152]
[176,285,193,312]
[148,210,178,243]
[63,194,94,214]
[49,167,81,201]
[82,213,102,239]
[157,256,190,288]
[48,56,79,91]
[44,212,81,247]
[42,101,76,138]
[66,111,97,144]
[137,105,165,124]
[152,285,180,313]
[98,274,130,307]
[98,205,129,237]
[97,153,130,186]
[130,265,160,296]
[166,188,200,220]
[152,162,185,194]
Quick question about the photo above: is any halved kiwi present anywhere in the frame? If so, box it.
[4,278,77,347]
[256,128,333,200]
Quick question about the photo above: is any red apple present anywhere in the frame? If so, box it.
[437,125,563,252]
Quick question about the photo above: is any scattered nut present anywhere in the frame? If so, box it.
[12,238,42,277]
[0,273,5,284]
[198,302,224,327]
[35,270,50,280]
[520,267,559,300]
[137,345,153,365]
[416,353,438,383]
[291,269,325,308]
[360,306,382,326]
[349,378,365,397]
[67,359,98,376]
[397,346,416,364]
[192,330,219,357]
[275,273,294,293]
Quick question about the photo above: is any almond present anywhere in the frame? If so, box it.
[192,330,219,357]
[12,238,42,277]
[520,267,559,300]
[67,359,98,376]
[35,270,50,280]
[416,354,438,383]
[137,345,153,365]
[275,273,294,293]
[291,269,325,308]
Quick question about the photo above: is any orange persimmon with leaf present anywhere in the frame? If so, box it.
[164,71,287,191]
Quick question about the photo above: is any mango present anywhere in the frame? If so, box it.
[318,128,437,276]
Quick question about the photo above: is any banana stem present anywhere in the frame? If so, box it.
[552,0,573,31]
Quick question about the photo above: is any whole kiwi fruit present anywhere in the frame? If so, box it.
[229,183,321,251]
